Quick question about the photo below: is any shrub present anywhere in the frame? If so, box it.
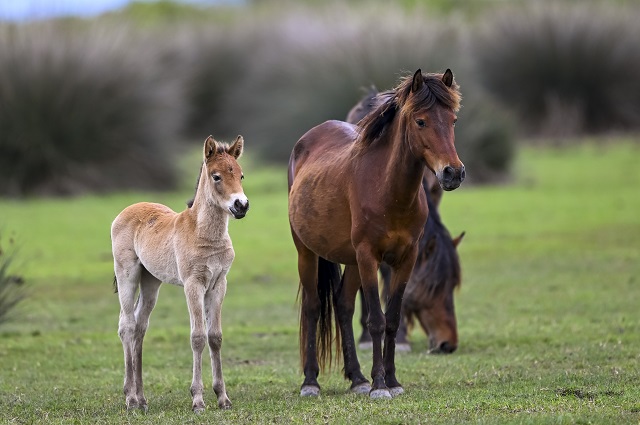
[182,5,515,182]
[0,23,184,196]
[474,3,640,136]
[0,234,26,326]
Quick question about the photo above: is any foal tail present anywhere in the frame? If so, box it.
[299,257,342,373]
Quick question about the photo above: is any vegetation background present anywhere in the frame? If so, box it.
[0,0,639,423]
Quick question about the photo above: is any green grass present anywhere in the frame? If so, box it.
[1,140,639,424]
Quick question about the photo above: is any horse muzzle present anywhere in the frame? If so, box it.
[438,165,465,191]
[229,198,249,219]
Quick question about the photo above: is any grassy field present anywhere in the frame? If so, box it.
[1,140,639,424]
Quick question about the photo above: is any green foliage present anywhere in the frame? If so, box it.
[474,3,640,136]
[0,23,183,196]
[183,6,515,185]
[0,234,26,326]
[0,140,639,423]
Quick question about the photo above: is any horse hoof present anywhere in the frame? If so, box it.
[389,386,404,397]
[358,341,373,350]
[396,343,412,353]
[370,389,392,400]
[218,398,232,409]
[193,403,206,414]
[351,382,371,395]
[300,385,320,397]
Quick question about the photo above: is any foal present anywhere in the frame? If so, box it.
[111,135,248,412]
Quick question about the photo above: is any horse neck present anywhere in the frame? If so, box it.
[187,169,230,242]
[378,116,425,206]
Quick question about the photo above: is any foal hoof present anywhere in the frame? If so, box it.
[389,386,404,397]
[350,382,371,395]
[218,397,232,410]
[396,343,412,353]
[300,385,320,397]
[193,406,205,414]
[369,388,392,400]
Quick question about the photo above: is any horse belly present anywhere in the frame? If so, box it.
[289,177,356,265]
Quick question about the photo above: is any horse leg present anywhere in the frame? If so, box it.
[131,269,161,411]
[357,287,372,349]
[184,278,207,413]
[294,239,321,396]
[381,264,410,351]
[335,265,370,394]
[395,304,412,352]
[355,249,389,399]
[115,259,142,410]
[383,256,418,396]
[204,279,232,409]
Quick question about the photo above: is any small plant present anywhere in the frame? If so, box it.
[0,234,26,326]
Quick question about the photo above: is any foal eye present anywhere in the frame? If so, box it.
[453,118,458,127]
[212,174,221,182]
[240,175,244,180]
[415,119,426,128]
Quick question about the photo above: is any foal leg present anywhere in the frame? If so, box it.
[357,287,372,349]
[204,279,232,409]
[115,260,142,410]
[131,269,161,411]
[335,265,370,394]
[184,278,207,413]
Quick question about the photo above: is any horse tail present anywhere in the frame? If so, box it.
[299,257,342,373]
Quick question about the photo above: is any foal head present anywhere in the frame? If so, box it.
[360,69,465,191]
[198,135,249,219]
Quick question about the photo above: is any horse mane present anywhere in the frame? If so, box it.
[186,142,234,208]
[357,71,461,147]
[407,183,462,298]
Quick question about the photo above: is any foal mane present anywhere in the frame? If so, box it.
[357,71,461,147]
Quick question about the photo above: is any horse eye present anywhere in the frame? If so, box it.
[415,119,425,128]
[212,174,221,182]
[241,175,244,180]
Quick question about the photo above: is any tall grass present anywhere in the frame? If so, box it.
[0,23,183,196]
[474,3,640,136]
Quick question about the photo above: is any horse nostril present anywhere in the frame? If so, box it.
[439,341,457,354]
[234,199,249,212]
[460,166,466,181]
[443,166,454,181]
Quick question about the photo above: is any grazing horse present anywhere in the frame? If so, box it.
[358,183,465,353]
[288,69,464,399]
[111,135,248,413]
[347,88,464,354]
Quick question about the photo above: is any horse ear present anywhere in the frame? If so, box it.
[203,135,218,161]
[228,135,244,159]
[442,69,454,88]
[411,69,423,93]
[452,231,465,248]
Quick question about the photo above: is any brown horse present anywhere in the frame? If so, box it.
[347,88,464,354]
[358,184,465,353]
[111,135,248,413]
[288,69,464,399]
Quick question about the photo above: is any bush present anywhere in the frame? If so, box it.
[181,5,515,182]
[474,3,640,136]
[0,23,184,196]
[0,234,26,326]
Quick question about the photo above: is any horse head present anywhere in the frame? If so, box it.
[200,135,249,219]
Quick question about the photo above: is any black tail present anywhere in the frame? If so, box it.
[299,257,342,373]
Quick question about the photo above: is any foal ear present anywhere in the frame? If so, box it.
[203,135,218,161]
[228,135,244,159]
[442,68,454,88]
[452,231,466,248]
[411,69,423,93]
